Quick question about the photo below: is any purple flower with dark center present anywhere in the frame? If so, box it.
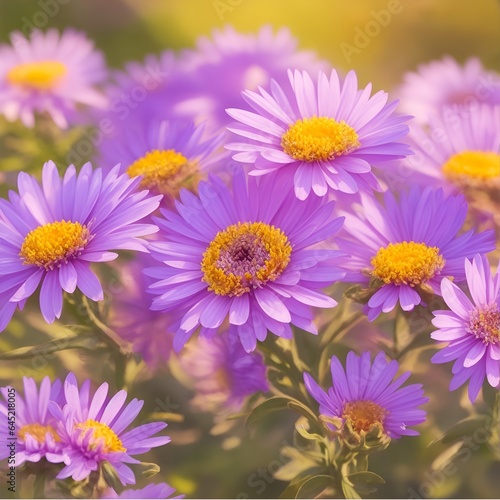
[0,161,161,332]
[146,168,346,352]
[304,351,428,440]
[431,254,500,402]
[49,373,171,485]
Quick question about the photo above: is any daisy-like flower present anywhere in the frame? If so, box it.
[338,186,495,321]
[396,56,500,124]
[147,169,346,352]
[109,255,175,370]
[178,331,268,413]
[100,119,227,200]
[0,161,161,332]
[0,29,107,128]
[0,376,66,465]
[175,25,329,128]
[431,254,500,402]
[49,373,171,485]
[104,482,183,499]
[402,105,500,195]
[226,69,412,199]
[304,351,428,442]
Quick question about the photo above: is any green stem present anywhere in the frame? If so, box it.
[320,311,364,347]
[33,472,46,499]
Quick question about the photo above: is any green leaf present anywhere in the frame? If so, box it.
[295,475,333,499]
[342,471,385,497]
[245,397,291,433]
[430,417,487,446]
[0,332,106,360]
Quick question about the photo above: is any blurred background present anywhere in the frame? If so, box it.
[0,1,499,498]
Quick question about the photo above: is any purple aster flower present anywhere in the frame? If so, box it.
[395,56,500,124]
[0,161,161,332]
[100,119,227,201]
[400,105,500,194]
[49,373,171,485]
[174,25,330,128]
[104,482,183,499]
[109,255,175,370]
[146,168,346,352]
[179,330,269,412]
[0,29,107,128]
[304,351,428,440]
[0,376,66,466]
[226,68,412,199]
[431,254,500,402]
[338,186,495,321]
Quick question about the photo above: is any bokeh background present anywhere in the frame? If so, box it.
[0,1,499,498]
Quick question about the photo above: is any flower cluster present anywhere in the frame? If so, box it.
[0,21,499,499]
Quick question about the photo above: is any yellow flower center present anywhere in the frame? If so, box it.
[281,116,360,162]
[76,419,126,453]
[20,220,91,270]
[127,149,189,190]
[442,151,500,184]
[18,423,60,443]
[7,61,67,90]
[201,222,292,297]
[371,241,445,286]
[342,400,388,434]
[467,305,500,345]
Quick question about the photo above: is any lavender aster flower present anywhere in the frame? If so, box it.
[431,254,500,402]
[0,376,66,465]
[396,56,500,124]
[179,331,268,412]
[226,68,412,199]
[304,351,428,440]
[338,186,495,320]
[49,373,171,485]
[109,255,175,370]
[147,169,346,352]
[175,25,329,128]
[104,482,183,499]
[100,119,227,200]
[0,161,161,332]
[0,29,107,128]
[402,105,500,194]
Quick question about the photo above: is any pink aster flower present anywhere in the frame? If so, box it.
[431,254,500,402]
[226,69,412,199]
[0,376,66,466]
[49,373,171,485]
[396,56,500,124]
[175,25,330,128]
[146,169,346,352]
[399,105,500,194]
[108,255,175,370]
[178,331,268,413]
[0,161,161,332]
[338,186,495,320]
[305,351,428,440]
[0,29,107,128]
[100,119,227,202]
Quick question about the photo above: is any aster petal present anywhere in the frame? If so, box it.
[463,342,487,367]
[486,355,500,387]
[74,261,104,301]
[254,288,291,323]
